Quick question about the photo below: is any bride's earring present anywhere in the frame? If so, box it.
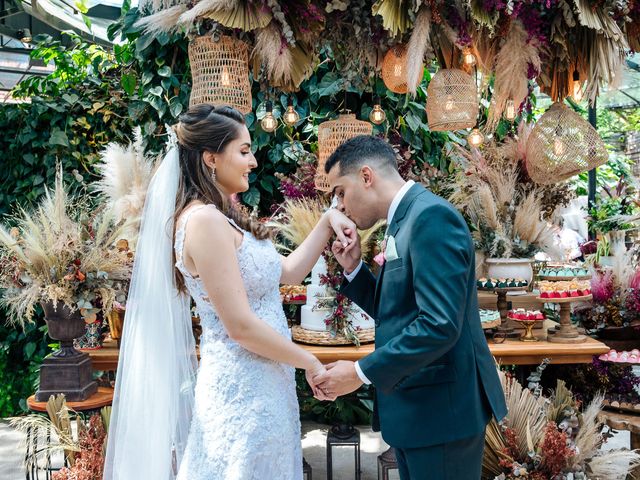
[211,167,216,183]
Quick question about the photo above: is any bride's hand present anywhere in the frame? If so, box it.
[305,362,336,401]
[324,209,358,253]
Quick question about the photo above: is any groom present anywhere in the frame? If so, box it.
[314,135,507,480]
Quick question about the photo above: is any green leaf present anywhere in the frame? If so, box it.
[149,86,163,97]
[169,97,183,117]
[62,93,79,104]
[24,342,36,359]
[317,72,343,98]
[49,130,69,147]
[135,34,155,53]
[121,73,137,96]
[242,188,260,207]
[158,66,171,77]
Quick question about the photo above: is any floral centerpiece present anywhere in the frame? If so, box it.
[0,169,131,326]
[574,252,640,342]
[448,122,572,261]
[483,366,640,479]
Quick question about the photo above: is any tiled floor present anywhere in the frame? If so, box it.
[0,419,630,480]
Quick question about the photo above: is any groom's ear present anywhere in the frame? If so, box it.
[360,165,373,187]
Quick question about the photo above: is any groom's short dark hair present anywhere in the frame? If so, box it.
[324,135,399,176]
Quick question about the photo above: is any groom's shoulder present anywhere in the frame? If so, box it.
[412,189,467,229]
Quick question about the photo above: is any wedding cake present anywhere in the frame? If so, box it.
[300,257,375,332]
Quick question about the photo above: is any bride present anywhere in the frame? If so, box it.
[103,104,353,479]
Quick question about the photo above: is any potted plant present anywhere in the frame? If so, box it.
[0,169,130,401]
[448,123,571,282]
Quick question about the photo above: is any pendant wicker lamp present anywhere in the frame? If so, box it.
[426,68,478,131]
[525,102,608,185]
[315,114,373,191]
[381,43,421,94]
[188,35,252,114]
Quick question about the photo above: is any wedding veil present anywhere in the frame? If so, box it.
[103,134,197,479]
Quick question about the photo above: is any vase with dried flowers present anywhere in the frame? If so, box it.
[448,122,571,281]
[0,169,131,401]
[483,367,640,479]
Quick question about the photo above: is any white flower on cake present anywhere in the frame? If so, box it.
[300,257,374,333]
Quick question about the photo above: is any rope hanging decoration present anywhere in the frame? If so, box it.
[525,102,608,185]
[315,114,373,192]
[188,35,252,114]
[426,68,478,131]
[381,43,421,94]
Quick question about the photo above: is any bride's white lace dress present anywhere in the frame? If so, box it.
[174,205,302,479]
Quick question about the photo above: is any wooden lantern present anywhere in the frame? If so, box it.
[381,43,421,94]
[315,114,373,191]
[526,102,608,185]
[426,68,478,131]
[188,35,252,114]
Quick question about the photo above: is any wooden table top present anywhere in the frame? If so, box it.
[90,319,608,369]
[27,387,114,412]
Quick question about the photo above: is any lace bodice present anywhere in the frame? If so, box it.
[173,204,302,480]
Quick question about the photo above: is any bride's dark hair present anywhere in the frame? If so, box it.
[173,103,270,292]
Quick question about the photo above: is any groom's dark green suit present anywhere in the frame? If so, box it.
[342,183,507,479]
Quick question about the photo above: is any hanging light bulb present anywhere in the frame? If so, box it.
[571,70,583,102]
[468,128,484,147]
[369,95,386,125]
[261,100,277,133]
[504,99,517,121]
[220,66,231,87]
[552,125,565,156]
[553,138,566,156]
[283,98,300,126]
[462,47,477,68]
[444,95,455,111]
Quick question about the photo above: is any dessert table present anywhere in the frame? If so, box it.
[89,319,608,370]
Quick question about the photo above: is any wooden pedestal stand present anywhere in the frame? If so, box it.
[538,295,591,344]
[487,286,529,339]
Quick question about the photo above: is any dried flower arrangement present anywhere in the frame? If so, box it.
[483,368,640,479]
[9,394,110,480]
[574,251,640,331]
[132,1,638,109]
[447,122,572,259]
[0,169,131,327]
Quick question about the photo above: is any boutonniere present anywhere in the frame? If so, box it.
[373,235,398,266]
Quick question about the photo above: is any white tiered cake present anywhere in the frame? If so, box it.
[300,257,375,332]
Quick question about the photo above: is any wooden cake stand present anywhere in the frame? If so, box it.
[481,286,530,339]
[537,295,592,344]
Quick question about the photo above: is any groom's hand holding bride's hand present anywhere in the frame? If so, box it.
[313,361,363,398]
[332,233,361,275]
[305,362,337,401]
[325,209,358,255]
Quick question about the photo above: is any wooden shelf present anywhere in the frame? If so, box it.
[90,319,609,369]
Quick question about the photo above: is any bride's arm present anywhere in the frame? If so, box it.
[279,209,356,285]
[186,208,324,373]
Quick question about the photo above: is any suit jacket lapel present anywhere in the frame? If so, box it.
[372,184,426,317]
[386,183,425,237]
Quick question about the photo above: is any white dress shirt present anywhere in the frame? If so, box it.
[344,180,415,384]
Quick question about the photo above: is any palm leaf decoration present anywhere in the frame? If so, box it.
[372,0,411,37]
[203,2,272,31]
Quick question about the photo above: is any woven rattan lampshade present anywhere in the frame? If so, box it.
[188,35,252,114]
[526,102,608,185]
[381,43,421,94]
[426,69,478,131]
[315,114,373,191]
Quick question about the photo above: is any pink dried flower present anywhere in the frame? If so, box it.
[591,269,615,303]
